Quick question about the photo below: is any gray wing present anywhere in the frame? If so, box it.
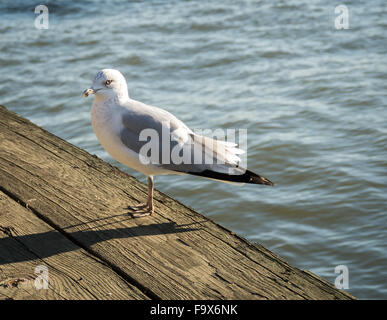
[119,99,192,164]
[119,99,245,175]
[120,99,191,137]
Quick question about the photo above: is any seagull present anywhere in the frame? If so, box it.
[83,69,273,217]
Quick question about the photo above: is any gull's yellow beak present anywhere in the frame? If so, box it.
[82,88,95,98]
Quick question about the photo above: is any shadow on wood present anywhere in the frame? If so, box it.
[0,221,200,265]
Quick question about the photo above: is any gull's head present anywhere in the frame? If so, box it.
[82,69,129,101]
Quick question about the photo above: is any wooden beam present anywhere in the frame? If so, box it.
[0,105,355,300]
[0,190,149,300]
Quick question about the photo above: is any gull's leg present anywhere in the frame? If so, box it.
[131,176,154,217]
[147,175,154,214]
[128,175,151,211]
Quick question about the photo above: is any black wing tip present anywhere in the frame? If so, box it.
[186,169,274,186]
[255,178,274,186]
[247,171,274,186]
[252,178,275,186]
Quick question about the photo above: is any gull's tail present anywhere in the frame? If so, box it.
[187,169,274,186]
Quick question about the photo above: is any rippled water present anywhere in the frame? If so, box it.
[1,0,386,299]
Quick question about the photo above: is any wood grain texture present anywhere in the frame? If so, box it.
[0,105,355,300]
[0,190,149,300]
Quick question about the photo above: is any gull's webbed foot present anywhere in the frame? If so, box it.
[130,205,154,218]
[128,203,148,211]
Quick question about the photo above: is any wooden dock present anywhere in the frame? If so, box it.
[0,105,354,300]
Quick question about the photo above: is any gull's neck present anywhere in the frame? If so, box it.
[117,89,130,102]
[93,92,129,106]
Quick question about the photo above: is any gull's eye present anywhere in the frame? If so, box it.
[105,79,113,86]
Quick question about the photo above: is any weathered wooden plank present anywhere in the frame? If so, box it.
[0,190,149,300]
[0,105,355,299]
